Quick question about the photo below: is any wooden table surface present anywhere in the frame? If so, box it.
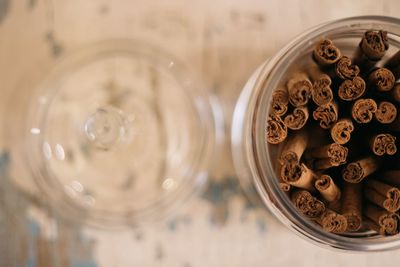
[1,1,400,266]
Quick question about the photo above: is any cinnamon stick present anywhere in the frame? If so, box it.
[390,83,400,103]
[365,179,400,213]
[381,170,400,187]
[315,174,341,202]
[365,204,400,236]
[284,106,309,130]
[335,56,360,80]
[385,49,400,79]
[370,133,397,156]
[279,182,291,192]
[375,101,397,124]
[351,98,377,124]
[307,67,334,106]
[354,30,389,71]
[317,209,347,234]
[287,72,312,107]
[281,162,317,190]
[341,182,362,232]
[279,131,308,163]
[368,68,396,92]
[330,119,354,145]
[270,87,289,116]
[313,39,341,67]
[342,156,380,183]
[266,114,288,144]
[291,190,325,219]
[312,102,338,129]
[312,143,348,170]
[338,76,366,101]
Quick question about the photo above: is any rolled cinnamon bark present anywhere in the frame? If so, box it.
[312,102,338,129]
[330,119,354,145]
[281,162,317,190]
[317,209,348,234]
[391,83,400,103]
[287,72,312,107]
[351,98,378,124]
[311,143,348,170]
[365,204,400,236]
[370,133,397,156]
[279,182,291,192]
[313,39,341,67]
[311,74,334,106]
[341,182,362,232]
[270,87,289,116]
[335,56,360,80]
[266,114,288,144]
[368,68,395,92]
[284,106,309,130]
[354,30,389,71]
[291,190,326,219]
[385,50,400,79]
[279,131,308,163]
[381,170,400,187]
[365,179,400,213]
[315,174,341,202]
[375,101,397,124]
[338,76,366,101]
[342,157,380,183]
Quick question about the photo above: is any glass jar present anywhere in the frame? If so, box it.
[6,40,218,228]
[232,16,400,251]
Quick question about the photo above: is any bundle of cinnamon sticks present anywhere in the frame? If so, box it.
[266,29,400,236]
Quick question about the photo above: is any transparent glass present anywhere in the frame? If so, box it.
[232,16,400,251]
[7,40,217,228]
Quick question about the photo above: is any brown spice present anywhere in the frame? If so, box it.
[287,72,312,107]
[358,30,389,61]
[330,119,354,145]
[338,76,366,101]
[317,209,347,234]
[381,170,400,187]
[312,102,338,129]
[341,182,362,232]
[281,162,317,190]
[365,204,400,236]
[311,143,348,170]
[385,50,400,79]
[368,68,396,92]
[310,73,334,106]
[370,133,397,156]
[266,114,287,144]
[291,190,326,219]
[365,179,400,213]
[335,56,360,80]
[313,39,341,66]
[284,106,309,130]
[375,101,397,124]
[279,131,308,163]
[270,87,289,116]
[351,98,378,124]
[315,174,341,202]
[342,156,380,183]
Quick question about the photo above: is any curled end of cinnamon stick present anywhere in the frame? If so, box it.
[312,102,338,129]
[366,204,400,236]
[371,134,397,156]
[327,143,348,166]
[369,68,395,92]
[330,119,354,145]
[342,157,379,183]
[338,76,366,101]
[287,74,312,107]
[313,39,341,66]
[311,74,333,106]
[291,190,326,219]
[284,106,309,130]
[351,98,378,124]
[360,30,389,61]
[335,56,360,80]
[315,174,341,202]
[266,114,288,144]
[271,88,289,116]
[320,210,348,233]
[375,101,397,124]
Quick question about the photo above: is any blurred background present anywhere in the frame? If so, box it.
[1,0,400,266]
